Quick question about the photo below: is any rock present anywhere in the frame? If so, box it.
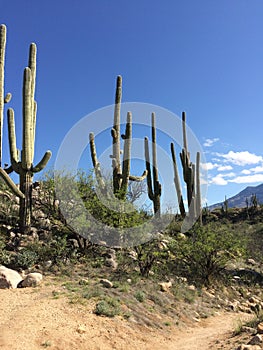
[79,279,89,286]
[68,239,79,249]
[159,281,172,292]
[236,345,261,350]
[76,325,86,334]
[43,260,52,268]
[247,258,257,266]
[18,272,43,288]
[0,266,23,289]
[248,334,263,346]
[97,240,107,246]
[241,326,257,334]
[188,285,196,291]
[257,322,263,334]
[100,279,113,288]
[105,258,118,269]
[249,296,260,304]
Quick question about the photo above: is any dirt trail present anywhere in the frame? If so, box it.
[0,285,250,350]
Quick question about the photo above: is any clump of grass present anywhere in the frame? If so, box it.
[82,286,103,300]
[94,297,121,317]
[134,290,146,303]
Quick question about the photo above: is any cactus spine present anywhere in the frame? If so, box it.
[89,76,147,200]
[144,112,161,216]
[7,43,51,232]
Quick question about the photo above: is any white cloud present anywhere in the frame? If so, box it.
[203,138,219,147]
[217,165,233,171]
[250,165,263,173]
[201,162,218,171]
[229,174,263,184]
[216,151,263,166]
[241,169,251,175]
[222,172,236,178]
[210,174,228,185]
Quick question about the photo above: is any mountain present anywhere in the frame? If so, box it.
[209,183,263,210]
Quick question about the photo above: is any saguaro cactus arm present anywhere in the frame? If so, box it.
[171,142,186,217]
[89,132,106,190]
[32,151,52,173]
[112,75,122,193]
[7,108,20,173]
[195,151,202,223]
[120,111,132,193]
[0,168,24,198]
[144,112,162,216]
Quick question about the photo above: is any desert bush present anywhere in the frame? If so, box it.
[94,297,121,317]
[169,223,246,286]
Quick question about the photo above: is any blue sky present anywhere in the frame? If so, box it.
[1,0,263,209]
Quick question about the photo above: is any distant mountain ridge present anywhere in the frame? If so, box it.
[210,183,263,210]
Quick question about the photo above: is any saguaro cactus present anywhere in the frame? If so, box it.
[0,24,24,198]
[89,76,147,201]
[144,112,162,216]
[0,24,11,167]
[171,112,202,223]
[7,43,51,232]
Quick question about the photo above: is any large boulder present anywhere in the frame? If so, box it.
[0,265,23,289]
[18,272,43,288]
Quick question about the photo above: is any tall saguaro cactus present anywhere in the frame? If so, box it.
[0,24,24,198]
[144,112,162,216]
[7,43,52,232]
[171,112,202,223]
[89,76,147,201]
[0,24,11,167]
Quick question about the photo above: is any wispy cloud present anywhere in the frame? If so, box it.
[201,163,233,172]
[203,138,219,147]
[210,174,228,185]
[201,162,218,171]
[241,169,251,175]
[216,151,263,166]
[217,165,233,171]
[229,174,263,184]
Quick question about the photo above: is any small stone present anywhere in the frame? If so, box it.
[105,258,118,269]
[249,296,260,304]
[257,322,263,334]
[100,279,113,288]
[247,258,257,265]
[79,279,89,286]
[241,326,257,334]
[188,285,196,291]
[248,334,263,345]
[159,281,172,292]
[76,325,86,334]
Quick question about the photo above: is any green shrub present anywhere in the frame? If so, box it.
[15,249,38,269]
[0,238,12,265]
[169,223,246,286]
[94,297,121,317]
[134,290,145,302]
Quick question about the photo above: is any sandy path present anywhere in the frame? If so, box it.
[0,285,250,350]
